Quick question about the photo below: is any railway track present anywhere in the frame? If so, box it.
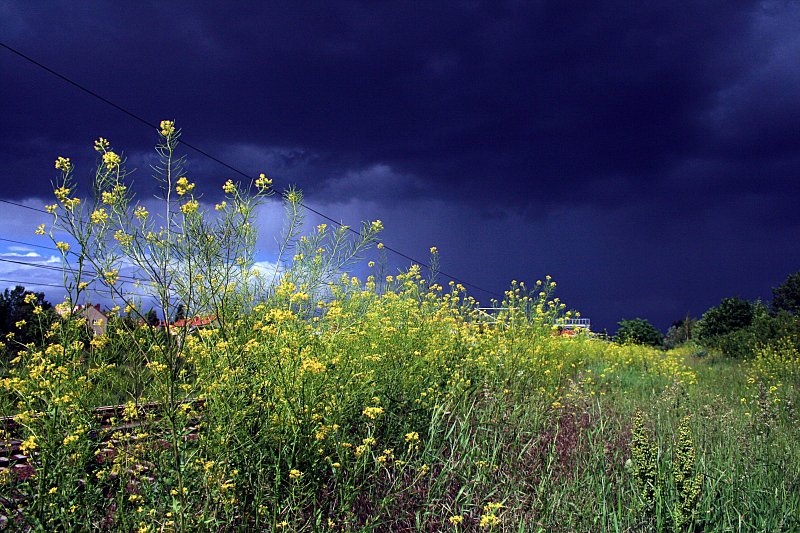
[0,399,204,486]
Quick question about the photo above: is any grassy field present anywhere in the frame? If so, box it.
[1,125,798,531]
[2,273,798,531]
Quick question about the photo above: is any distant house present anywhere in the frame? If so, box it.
[555,317,591,337]
[55,303,108,336]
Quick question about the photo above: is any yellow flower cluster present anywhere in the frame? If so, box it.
[20,435,37,454]
[63,197,81,210]
[54,156,72,171]
[301,357,326,374]
[134,205,148,220]
[114,230,133,246]
[102,151,121,170]
[54,185,71,202]
[160,120,175,136]
[175,176,196,196]
[362,406,384,420]
[103,268,120,285]
[94,137,110,152]
[479,502,504,528]
[90,208,109,224]
[255,173,272,190]
[180,199,199,215]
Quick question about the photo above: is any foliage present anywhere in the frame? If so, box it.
[143,308,159,327]
[671,415,702,532]
[695,297,754,343]
[697,301,799,359]
[772,271,800,315]
[630,409,658,515]
[1,125,798,531]
[0,286,55,362]
[664,314,696,349]
[615,318,663,347]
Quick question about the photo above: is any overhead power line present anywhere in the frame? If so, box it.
[0,198,50,215]
[0,236,60,251]
[0,276,158,301]
[0,256,142,283]
[0,277,66,289]
[0,41,501,299]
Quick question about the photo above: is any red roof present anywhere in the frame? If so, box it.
[160,315,217,328]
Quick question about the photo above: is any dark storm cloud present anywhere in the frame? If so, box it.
[2,2,788,201]
[1,1,800,330]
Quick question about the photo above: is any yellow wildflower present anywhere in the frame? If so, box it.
[102,151,121,170]
[63,197,80,210]
[180,199,199,214]
[133,205,148,220]
[35,224,46,235]
[114,230,133,246]
[104,269,119,285]
[160,120,175,136]
[90,208,109,224]
[175,176,195,196]
[54,185,71,201]
[55,241,70,253]
[362,406,384,420]
[479,514,500,528]
[20,435,37,454]
[255,172,272,190]
[289,469,303,480]
[448,515,464,525]
[54,157,72,171]
[94,137,110,152]
[222,179,236,194]
[301,357,326,374]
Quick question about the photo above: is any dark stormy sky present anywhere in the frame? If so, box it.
[1,1,800,333]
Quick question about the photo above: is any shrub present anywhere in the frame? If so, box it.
[615,318,663,347]
[772,271,800,315]
[696,297,754,343]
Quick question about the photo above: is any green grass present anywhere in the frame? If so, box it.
[2,124,797,531]
[3,286,798,531]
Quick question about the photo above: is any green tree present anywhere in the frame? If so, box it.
[664,314,696,349]
[615,318,663,347]
[772,271,800,315]
[0,285,55,359]
[695,297,754,341]
[144,308,160,326]
[173,303,186,322]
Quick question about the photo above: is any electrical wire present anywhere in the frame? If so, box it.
[0,277,65,289]
[0,236,59,251]
[0,198,50,215]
